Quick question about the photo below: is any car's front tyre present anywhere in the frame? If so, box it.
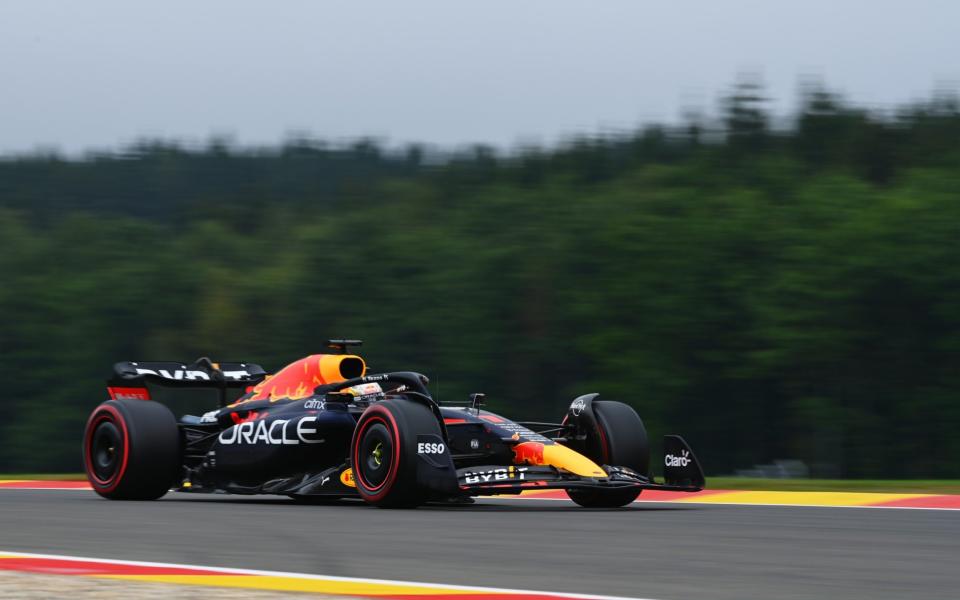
[565,400,649,508]
[350,399,440,508]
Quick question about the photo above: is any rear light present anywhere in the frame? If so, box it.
[107,386,151,400]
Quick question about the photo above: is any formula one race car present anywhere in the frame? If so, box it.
[83,340,705,508]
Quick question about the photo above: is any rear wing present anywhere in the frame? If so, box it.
[107,357,268,407]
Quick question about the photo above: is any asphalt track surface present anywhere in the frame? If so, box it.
[1,490,958,600]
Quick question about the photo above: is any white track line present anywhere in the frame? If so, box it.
[0,550,664,600]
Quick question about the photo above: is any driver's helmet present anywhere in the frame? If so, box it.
[342,382,385,403]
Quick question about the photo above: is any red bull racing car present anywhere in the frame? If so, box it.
[83,340,705,508]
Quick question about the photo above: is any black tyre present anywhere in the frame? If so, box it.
[82,399,180,500]
[350,399,441,508]
[566,400,649,508]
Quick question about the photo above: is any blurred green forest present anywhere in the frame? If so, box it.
[1,83,959,477]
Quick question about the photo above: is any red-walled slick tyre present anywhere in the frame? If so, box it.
[566,400,649,508]
[82,399,180,500]
[350,399,440,508]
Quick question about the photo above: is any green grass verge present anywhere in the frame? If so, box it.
[708,477,960,494]
[3,474,959,494]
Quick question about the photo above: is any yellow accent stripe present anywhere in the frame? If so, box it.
[99,574,489,595]
[670,490,926,506]
[507,488,950,509]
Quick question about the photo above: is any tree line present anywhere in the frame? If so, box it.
[1,83,958,477]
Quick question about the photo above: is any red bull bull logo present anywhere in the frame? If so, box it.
[512,442,546,466]
[230,410,267,425]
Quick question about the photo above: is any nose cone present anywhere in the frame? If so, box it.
[513,441,607,478]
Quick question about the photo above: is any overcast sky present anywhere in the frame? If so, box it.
[1,1,957,155]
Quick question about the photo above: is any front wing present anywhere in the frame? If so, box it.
[456,464,702,496]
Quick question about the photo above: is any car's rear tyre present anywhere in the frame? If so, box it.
[350,399,440,508]
[566,400,649,508]
[82,399,180,500]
